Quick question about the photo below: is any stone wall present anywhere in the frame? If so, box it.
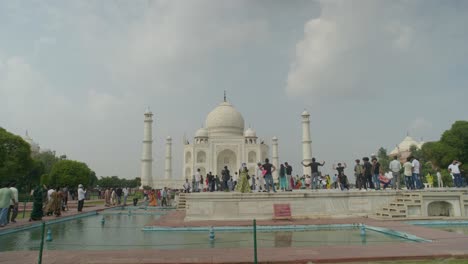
[184,191,398,221]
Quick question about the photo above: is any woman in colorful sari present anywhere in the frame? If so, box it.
[48,188,62,217]
[236,163,251,193]
[149,190,157,206]
[29,185,46,221]
[279,164,287,191]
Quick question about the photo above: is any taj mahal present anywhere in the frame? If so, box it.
[139,95,313,189]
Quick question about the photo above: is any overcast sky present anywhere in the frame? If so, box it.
[1,0,468,180]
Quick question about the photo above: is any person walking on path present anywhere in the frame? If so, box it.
[29,185,46,221]
[448,160,463,188]
[0,184,16,227]
[403,157,414,190]
[284,162,293,191]
[302,158,325,190]
[262,158,277,193]
[279,164,287,191]
[77,184,86,212]
[161,187,168,207]
[7,182,18,223]
[362,157,374,189]
[123,187,129,206]
[389,156,402,189]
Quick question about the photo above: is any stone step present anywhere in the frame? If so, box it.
[390,202,406,207]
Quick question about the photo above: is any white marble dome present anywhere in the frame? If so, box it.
[195,127,209,138]
[205,101,245,136]
[390,136,423,155]
[244,128,257,138]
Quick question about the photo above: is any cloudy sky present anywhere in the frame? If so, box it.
[1,0,468,180]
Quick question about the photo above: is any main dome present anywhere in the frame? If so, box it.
[205,101,245,136]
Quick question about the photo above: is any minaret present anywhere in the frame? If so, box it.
[140,108,153,187]
[272,137,279,181]
[164,136,172,180]
[301,110,312,175]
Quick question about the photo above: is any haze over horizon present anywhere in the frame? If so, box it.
[1,0,467,179]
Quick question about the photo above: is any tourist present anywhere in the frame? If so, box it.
[236,163,251,193]
[77,184,86,212]
[29,185,46,221]
[207,172,215,192]
[256,163,265,192]
[46,187,62,217]
[104,188,111,206]
[205,174,209,191]
[436,169,443,188]
[7,182,18,223]
[183,179,191,193]
[389,156,402,190]
[333,162,347,179]
[0,183,15,227]
[448,160,463,188]
[403,157,414,190]
[362,157,374,189]
[354,159,366,190]
[337,172,350,191]
[133,190,141,206]
[332,174,338,189]
[221,166,230,192]
[371,158,381,190]
[161,187,168,207]
[411,157,422,189]
[215,175,221,191]
[45,188,56,216]
[301,158,325,190]
[285,162,293,191]
[62,186,69,211]
[232,171,238,191]
[123,187,129,206]
[116,187,123,205]
[425,173,434,188]
[194,169,201,192]
[379,174,392,190]
[262,158,277,193]
[279,164,287,191]
[250,174,256,190]
[47,187,55,203]
[149,189,157,206]
[325,174,331,189]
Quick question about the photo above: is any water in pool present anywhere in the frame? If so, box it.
[0,211,413,251]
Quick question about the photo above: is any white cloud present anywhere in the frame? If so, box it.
[286,0,468,99]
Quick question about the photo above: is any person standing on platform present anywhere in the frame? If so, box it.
[77,184,86,212]
[354,159,366,190]
[333,163,347,178]
[161,187,168,207]
[236,163,251,193]
[436,169,443,188]
[301,158,325,190]
[403,157,414,190]
[285,162,293,191]
[183,179,191,193]
[362,157,374,189]
[371,158,381,190]
[221,166,230,192]
[389,156,402,189]
[279,164,287,191]
[256,163,265,192]
[116,187,123,205]
[194,169,201,192]
[104,188,111,206]
[207,172,215,192]
[232,172,238,191]
[448,160,463,188]
[411,157,422,189]
[262,158,277,193]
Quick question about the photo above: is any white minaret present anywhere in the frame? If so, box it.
[272,137,279,181]
[140,108,153,187]
[301,110,312,175]
[164,136,172,180]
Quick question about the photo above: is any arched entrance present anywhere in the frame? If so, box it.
[217,149,237,177]
[428,201,454,217]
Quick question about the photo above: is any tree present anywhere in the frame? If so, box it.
[377,147,390,172]
[0,127,33,190]
[34,150,59,175]
[47,160,94,189]
[97,176,142,188]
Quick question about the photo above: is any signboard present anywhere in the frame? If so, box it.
[273,204,292,220]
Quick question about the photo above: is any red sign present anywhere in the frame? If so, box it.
[273,204,292,219]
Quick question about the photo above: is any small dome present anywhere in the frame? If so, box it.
[244,128,257,138]
[272,136,278,141]
[195,128,209,138]
[301,110,310,116]
[205,101,245,136]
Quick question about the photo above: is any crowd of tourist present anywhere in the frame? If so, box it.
[183,157,466,194]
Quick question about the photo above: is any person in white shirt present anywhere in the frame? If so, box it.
[411,157,421,189]
[436,170,443,188]
[194,169,201,192]
[389,156,402,190]
[123,187,129,206]
[8,182,19,223]
[183,179,191,193]
[448,160,462,187]
[256,163,265,192]
[403,157,414,190]
[47,188,55,202]
[77,184,86,212]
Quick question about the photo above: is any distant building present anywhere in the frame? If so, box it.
[23,130,40,156]
[389,135,424,162]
